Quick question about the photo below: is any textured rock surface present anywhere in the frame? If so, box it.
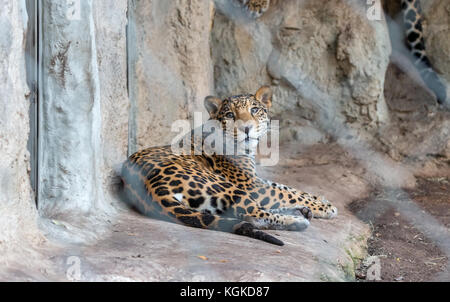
[0,0,45,270]
[378,0,450,177]
[1,0,130,279]
[93,0,129,201]
[421,0,450,84]
[38,0,129,221]
[212,0,392,142]
[383,0,450,103]
[128,0,215,152]
[379,62,450,178]
[39,0,106,216]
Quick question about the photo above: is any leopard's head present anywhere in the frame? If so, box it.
[204,86,272,144]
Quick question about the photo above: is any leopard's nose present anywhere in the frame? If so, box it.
[239,124,254,135]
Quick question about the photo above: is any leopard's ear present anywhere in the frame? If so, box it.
[204,96,222,117]
[255,86,272,108]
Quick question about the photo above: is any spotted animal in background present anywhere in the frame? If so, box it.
[401,0,447,104]
[121,86,337,246]
[235,0,447,105]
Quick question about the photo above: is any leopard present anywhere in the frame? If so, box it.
[121,86,337,246]
[234,0,448,105]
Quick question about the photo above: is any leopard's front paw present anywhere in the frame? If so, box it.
[294,206,313,221]
[285,215,310,231]
[270,206,312,221]
[312,202,338,219]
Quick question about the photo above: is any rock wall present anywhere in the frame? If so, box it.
[0,0,41,254]
[39,0,103,216]
[212,0,392,142]
[128,0,215,152]
[93,0,129,203]
[421,0,450,84]
[383,0,450,99]
[38,0,129,220]
[378,0,450,175]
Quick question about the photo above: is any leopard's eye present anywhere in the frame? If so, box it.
[250,107,259,115]
[225,112,235,119]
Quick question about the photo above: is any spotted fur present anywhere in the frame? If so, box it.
[235,0,447,105]
[121,86,337,246]
[400,0,447,104]
[235,0,270,18]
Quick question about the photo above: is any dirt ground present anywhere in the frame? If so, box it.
[349,177,449,282]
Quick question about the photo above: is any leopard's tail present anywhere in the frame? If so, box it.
[120,160,284,246]
[402,0,447,104]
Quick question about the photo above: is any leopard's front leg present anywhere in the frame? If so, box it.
[252,178,338,219]
[241,206,311,231]
[227,195,311,231]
